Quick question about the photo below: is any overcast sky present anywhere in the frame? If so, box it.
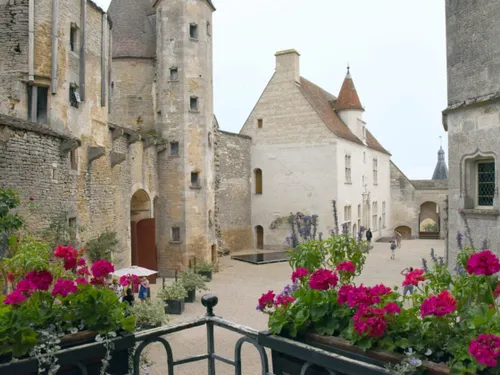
[96,0,448,179]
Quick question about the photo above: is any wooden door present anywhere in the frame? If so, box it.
[136,218,158,284]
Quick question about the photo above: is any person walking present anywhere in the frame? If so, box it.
[401,267,414,296]
[390,240,397,260]
[366,228,373,244]
[395,231,402,249]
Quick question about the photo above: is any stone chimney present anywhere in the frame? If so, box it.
[275,49,300,83]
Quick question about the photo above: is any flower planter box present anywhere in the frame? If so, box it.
[258,332,450,375]
[198,270,213,281]
[165,298,185,315]
[185,289,196,303]
[0,332,135,375]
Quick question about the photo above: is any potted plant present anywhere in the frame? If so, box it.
[157,282,187,315]
[180,269,208,303]
[128,299,169,329]
[256,231,500,375]
[195,260,214,281]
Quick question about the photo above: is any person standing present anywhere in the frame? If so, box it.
[401,267,414,296]
[366,228,373,244]
[395,231,402,249]
[138,277,150,302]
[122,288,135,306]
[390,240,397,260]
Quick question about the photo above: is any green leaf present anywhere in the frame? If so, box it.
[357,336,373,351]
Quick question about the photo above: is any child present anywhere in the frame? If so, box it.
[122,288,135,306]
[390,240,397,260]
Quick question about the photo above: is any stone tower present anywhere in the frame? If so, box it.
[432,146,448,180]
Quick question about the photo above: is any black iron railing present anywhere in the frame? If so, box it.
[0,294,391,375]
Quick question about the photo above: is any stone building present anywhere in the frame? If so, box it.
[0,0,217,275]
[444,0,500,266]
[232,50,393,249]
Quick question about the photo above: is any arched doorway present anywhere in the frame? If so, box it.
[395,226,412,240]
[256,225,264,249]
[130,190,157,283]
[419,201,440,239]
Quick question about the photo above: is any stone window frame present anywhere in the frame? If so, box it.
[169,67,179,81]
[189,96,199,112]
[69,22,79,55]
[373,158,378,185]
[344,154,352,184]
[170,141,179,157]
[189,23,199,40]
[190,170,201,189]
[27,84,49,124]
[69,147,79,171]
[460,149,498,210]
[254,168,263,195]
[171,227,181,243]
[257,119,263,129]
[372,201,378,231]
[344,205,352,232]
[68,216,78,241]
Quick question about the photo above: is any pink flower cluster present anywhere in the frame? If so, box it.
[120,274,140,287]
[257,290,276,311]
[52,278,78,297]
[4,270,55,305]
[338,284,392,308]
[291,268,309,283]
[402,269,425,286]
[466,250,500,276]
[420,290,457,318]
[90,260,115,284]
[309,268,338,291]
[469,334,500,367]
[336,261,355,274]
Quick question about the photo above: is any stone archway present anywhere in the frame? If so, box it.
[395,226,412,240]
[419,201,440,239]
[255,225,264,249]
[130,190,157,283]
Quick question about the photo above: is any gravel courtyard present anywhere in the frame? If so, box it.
[141,239,445,375]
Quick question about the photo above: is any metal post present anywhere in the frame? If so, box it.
[206,320,216,375]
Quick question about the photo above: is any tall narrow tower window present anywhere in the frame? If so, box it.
[189,23,198,40]
[255,169,263,194]
[170,67,178,81]
[190,97,199,111]
[70,23,79,53]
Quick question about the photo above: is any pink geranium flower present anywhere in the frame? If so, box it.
[402,269,425,286]
[52,279,78,297]
[309,269,338,290]
[75,277,89,285]
[77,258,87,267]
[383,302,401,314]
[421,290,457,318]
[77,267,91,276]
[337,261,356,273]
[469,334,500,367]
[276,294,295,307]
[16,279,36,295]
[291,268,309,283]
[64,257,77,271]
[466,250,500,276]
[25,270,53,291]
[257,290,275,311]
[91,260,115,278]
[353,306,387,337]
[4,290,27,305]
[54,245,78,259]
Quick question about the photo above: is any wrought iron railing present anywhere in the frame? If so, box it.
[0,294,391,375]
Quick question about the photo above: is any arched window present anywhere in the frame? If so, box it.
[255,169,262,194]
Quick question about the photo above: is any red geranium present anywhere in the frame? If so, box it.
[4,290,27,305]
[75,277,89,285]
[257,290,275,311]
[90,277,106,286]
[77,258,87,267]
[494,281,500,297]
[421,290,457,318]
[402,269,425,286]
[276,295,295,307]
[52,278,77,298]
[309,269,338,291]
[91,260,115,278]
[469,334,500,367]
[291,267,309,283]
[383,302,401,314]
[25,270,53,291]
[353,306,387,338]
[7,272,15,283]
[64,257,77,271]
[54,245,78,259]
[15,279,36,296]
[77,267,91,276]
[466,250,500,276]
[337,261,356,273]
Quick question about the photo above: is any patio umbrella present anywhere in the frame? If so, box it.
[110,265,158,277]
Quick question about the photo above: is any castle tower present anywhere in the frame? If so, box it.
[154,0,217,269]
[432,146,448,180]
[335,67,366,142]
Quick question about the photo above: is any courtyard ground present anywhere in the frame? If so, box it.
[140,239,445,375]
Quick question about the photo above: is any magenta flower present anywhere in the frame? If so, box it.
[257,290,276,311]
[469,334,500,367]
[309,268,338,290]
[52,278,77,297]
[77,267,91,276]
[77,258,87,267]
[15,280,36,295]
[54,245,78,259]
[383,302,401,314]
[337,261,355,273]
[291,267,309,282]
[4,290,27,305]
[421,290,457,318]
[276,294,295,307]
[25,270,53,291]
[64,256,77,271]
[402,269,425,286]
[466,250,500,276]
[75,277,89,285]
[353,306,387,337]
[91,260,115,278]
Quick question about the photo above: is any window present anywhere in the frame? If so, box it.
[191,172,200,187]
[170,142,179,156]
[69,83,81,108]
[257,119,263,129]
[344,154,352,183]
[68,217,77,240]
[363,152,366,163]
[190,96,198,111]
[477,161,495,207]
[382,201,386,228]
[27,85,48,124]
[372,201,378,230]
[344,205,352,232]
[70,148,78,170]
[70,24,78,53]
[189,23,198,39]
[206,21,212,36]
[373,158,378,185]
[255,169,262,194]
[170,67,178,81]
[208,132,212,147]
[172,227,180,242]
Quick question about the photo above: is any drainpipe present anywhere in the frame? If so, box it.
[100,13,106,107]
[80,0,86,101]
[28,0,34,81]
[51,0,59,94]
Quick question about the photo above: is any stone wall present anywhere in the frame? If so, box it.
[390,162,418,238]
[217,131,252,251]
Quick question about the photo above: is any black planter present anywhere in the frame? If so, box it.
[0,333,135,375]
[198,270,213,281]
[184,289,196,303]
[165,298,185,315]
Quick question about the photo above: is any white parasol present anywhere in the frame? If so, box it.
[110,266,158,278]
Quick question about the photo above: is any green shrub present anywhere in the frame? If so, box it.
[157,282,187,301]
[194,260,214,273]
[180,269,208,292]
[128,299,168,329]
[85,230,119,262]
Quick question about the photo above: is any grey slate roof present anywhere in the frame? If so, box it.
[432,147,449,180]
[108,0,156,58]
[411,179,448,190]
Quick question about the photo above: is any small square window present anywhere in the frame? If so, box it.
[70,24,78,52]
[170,67,178,81]
[172,227,180,242]
[70,148,78,170]
[189,23,198,40]
[170,142,179,156]
[191,172,199,186]
[69,84,80,108]
[190,97,198,111]
[257,119,263,129]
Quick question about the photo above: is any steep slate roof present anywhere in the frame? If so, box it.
[334,70,364,111]
[298,78,390,155]
[108,0,156,58]
[432,147,449,180]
